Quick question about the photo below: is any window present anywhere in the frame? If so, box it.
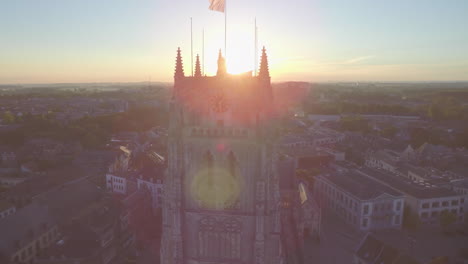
[462,198,465,204]
[422,203,429,209]
[421,212,428,218]
[363,205,369,215]
[431,211,438,218]
[198,217,241,259]
[452,200,459,206]
[396,201,402,211]
[362,218,368,228]
[451,209,457,214]
[432,202,440,208]
[442,201,449,207]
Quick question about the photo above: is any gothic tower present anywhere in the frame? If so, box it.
[162,48,282,264]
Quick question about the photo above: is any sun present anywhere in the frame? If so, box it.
[225,27,255,75]
[227,53,252,75]
[201,23,258,76]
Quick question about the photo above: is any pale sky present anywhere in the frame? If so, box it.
[1,0,468,84]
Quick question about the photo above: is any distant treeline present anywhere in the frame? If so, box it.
[304,97,468,121]
[304,102,415,116]
[0,106,167,149]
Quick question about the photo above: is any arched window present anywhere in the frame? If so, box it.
[198,217,241,259]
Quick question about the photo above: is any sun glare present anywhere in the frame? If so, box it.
[226,29,255,74]
[202,24,255,76]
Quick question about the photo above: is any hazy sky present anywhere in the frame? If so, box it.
[1,0,468,83]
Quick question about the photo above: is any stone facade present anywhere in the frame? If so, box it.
[161,48,284,264]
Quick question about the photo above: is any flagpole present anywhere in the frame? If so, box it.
[254,17,257,76]
[202,28,205,76]
[191,17,193,77]
[225,0,227,60]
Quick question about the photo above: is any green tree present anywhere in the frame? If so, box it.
[403,206,420,230]
[381,125,398,139]
[440,210,456,229]
[2,111,15,124]
[429,256,449,264]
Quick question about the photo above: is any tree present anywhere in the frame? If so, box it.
[429,256,449,264]
[381,125,398,139]
[440,210,456,229]
[2,111,15,124]
[403,206,420,230]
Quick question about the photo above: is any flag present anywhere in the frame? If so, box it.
[208,0,225,13]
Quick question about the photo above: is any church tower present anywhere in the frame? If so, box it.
[161,48,282,264]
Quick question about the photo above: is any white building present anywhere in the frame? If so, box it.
[314,170,405,231]
[360,167,465,225]
[451,179,468,221]
[105,145,133,194]
[106,173,129,194]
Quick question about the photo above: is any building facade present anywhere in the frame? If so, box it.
[161,48,284,264]
[0,203,59,264]
[360,168,465,226]
[137,176,163,211]
[314,170,405,231]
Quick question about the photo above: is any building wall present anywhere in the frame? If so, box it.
[406,195,465,225]
[10,226,59,263]
[314,176,404,231]
[452,186,468,222]
[137,178,163,210]
[106,174,127,194]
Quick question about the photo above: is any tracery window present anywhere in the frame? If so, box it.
[198,217,241,259]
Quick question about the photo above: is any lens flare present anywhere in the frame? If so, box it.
[190,167,241,210]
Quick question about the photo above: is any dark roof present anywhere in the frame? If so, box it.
[360,167,458,199]
[1,166,85,199]
[34,178,104,225]
[0,203,56,256]
[319,170,403,200]
[452,179,468,189]
[356,234,421,264]
[42,223,100,259]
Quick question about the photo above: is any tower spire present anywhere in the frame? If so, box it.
[174,47,185,79]
[194,54,202,77]
[258,46,270,78]
[217,49,227,76]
